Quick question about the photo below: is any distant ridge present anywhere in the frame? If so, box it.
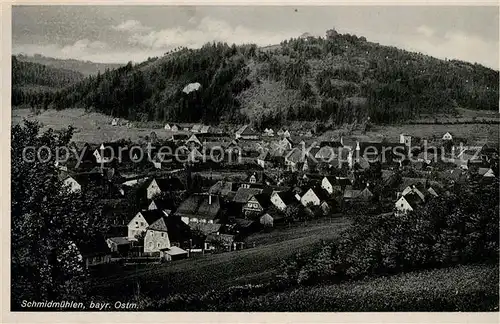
[15,54,124,76]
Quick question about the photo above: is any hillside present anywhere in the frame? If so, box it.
[12,29,499,126]
[15,54,123,76]
[12,56,86,107]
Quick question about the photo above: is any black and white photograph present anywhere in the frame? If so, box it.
[7,3,500,315]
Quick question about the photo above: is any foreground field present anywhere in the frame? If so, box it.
[90,217,350,299]
[219,263,499,312]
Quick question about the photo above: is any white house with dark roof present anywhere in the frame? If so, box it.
[442,132,453,141]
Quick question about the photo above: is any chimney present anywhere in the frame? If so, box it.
[209,194,212,205]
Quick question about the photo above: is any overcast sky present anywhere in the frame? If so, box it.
[12,6,499,69]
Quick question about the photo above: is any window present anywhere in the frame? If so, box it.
[148,242,153,247]
[150,232,153,236]
[161,233,164,237]
[135,221,139,228]
[157,243,160,248]
[140,222,144,227]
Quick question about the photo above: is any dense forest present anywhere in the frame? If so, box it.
[11,29,499,126]
[12,56,84,107]
[15,54,123,76]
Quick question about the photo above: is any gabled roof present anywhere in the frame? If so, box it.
[151,177,185,191]
[189,222,222,235]
[150,199,174,212]
[320,141,343,148]
[252,192,272,209]
[403,192,424,209]
[175,194,220,220]
[209,181,235,196]
[399,177,426,192]
[344,189,362,199]
[233,187,263,204]
[191,124,202,132]
[161,245,188,256]
[275,191,297,205]
[164,216,191,242]
[305,186,330,201]
[138,209,165,226]
[236,125,257,136]
[148,217,168,232]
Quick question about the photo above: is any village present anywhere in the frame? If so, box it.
[56,119,499,270]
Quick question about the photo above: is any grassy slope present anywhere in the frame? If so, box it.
[221,263,499,312]
[90,217,351,299]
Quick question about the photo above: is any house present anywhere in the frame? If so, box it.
[315,146,338,163]
[161,246,189,261]
[111,118,119,126]
[257,150,272,168]
[401,185,426,202]
[300,187,330,207]
[442,132,453,141]
[186,134,202,147]
[171,124,180,132]
[280,137,294,150]
[321,176,335,195]
[200,125,210,134]
[358,186,374,201]
[77,237,112,269]
[235,125,259,140]
[127,209,165,239]
[146,177,185,199]
[189,222,222,236]
[270,191,297,211]
[264,128,275,137]
[93,142,130,164]
[395,192,424,214]
[60,174,82,193]
[242,192,271,217]
[164,124,171,130]
[285,147,308,172]
[175,194,220,224]
[191,124,202,133]
[283,130,291,138]
[208,181,236,198]
[399,134,412,147]
[144,217,171,254]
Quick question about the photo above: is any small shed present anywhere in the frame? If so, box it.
[161,246,188,261]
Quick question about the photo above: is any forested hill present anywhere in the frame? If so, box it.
[15,54,123,76]
[14,29,499,126]
[12,56,85,107]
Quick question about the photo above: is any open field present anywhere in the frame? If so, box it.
[321,123,499,144]
[11,108,185,144]
[13,108,499,146]
[90,217,351,298]
[221,263,499,311]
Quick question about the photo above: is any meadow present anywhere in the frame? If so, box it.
[218,263,499,312]
[13,108,499,146]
